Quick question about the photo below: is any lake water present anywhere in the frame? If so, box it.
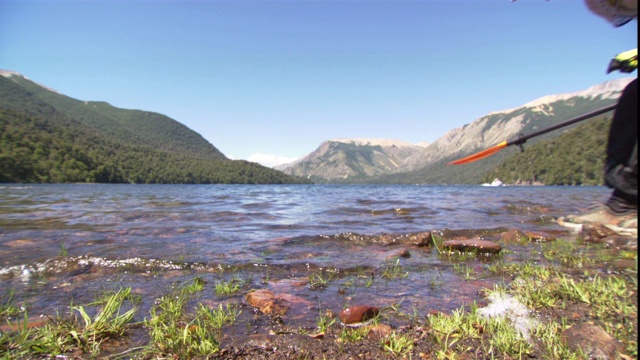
[0,184,611,333]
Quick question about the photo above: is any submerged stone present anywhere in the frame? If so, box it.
[441,239,501,254]
[561,323,623,360]
[385,248,411,260]
[501,229,555,243]
[245,289,288,316]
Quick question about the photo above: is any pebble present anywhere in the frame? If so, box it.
[339,305,379,325]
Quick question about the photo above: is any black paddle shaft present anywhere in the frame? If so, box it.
[507,103,617,147]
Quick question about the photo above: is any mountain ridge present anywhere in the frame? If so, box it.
[279,77,632,184]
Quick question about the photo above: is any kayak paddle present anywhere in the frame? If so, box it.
[448,103,617,165]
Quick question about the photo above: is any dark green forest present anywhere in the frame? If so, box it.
[483,115,610,186]
[0,74,311,184]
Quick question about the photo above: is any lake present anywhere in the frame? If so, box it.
[0,184,611,332]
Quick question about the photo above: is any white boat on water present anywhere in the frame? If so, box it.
[482,178,504,187]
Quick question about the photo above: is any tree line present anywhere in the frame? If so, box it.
[483,116,610,186]
[0,108,310,184]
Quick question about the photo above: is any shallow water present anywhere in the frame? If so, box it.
[0,184,611,332]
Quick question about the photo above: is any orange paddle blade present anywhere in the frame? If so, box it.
[448,141,508,165]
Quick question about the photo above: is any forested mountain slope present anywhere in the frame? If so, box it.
[0,71,310,184]
[483,115,611,186]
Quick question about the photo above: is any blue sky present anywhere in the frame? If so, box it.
[1,0,637,167]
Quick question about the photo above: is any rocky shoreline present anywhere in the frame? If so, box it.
[1,225,637,359]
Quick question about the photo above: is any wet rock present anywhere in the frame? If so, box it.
[0,316,49,333]
[524,231,555,242]
[561,323,622,360]
[245,289,288,316]
[501,229,528,243]
[405,231,433,246]
[612,258,637,271]
[582,224,638,250]
[268,277,309,291]
[385,248,411,260]
[364,323,392,340]
[501,229,555,243]
[245,289,312,319]
[4,239,37,248]
[333,231,432,247]
[376,232,433,246]
[582,223,618,242]
[339,305,379,325]
[441,239,501,254]
[228,334,278,351]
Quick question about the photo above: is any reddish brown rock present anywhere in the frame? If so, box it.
[582,223,618,243]
[524,231,555,242]
[441,239,501,254]
[245,289,287,316]
[364,323,392,340]
[561,323,622,360]
[406,231,433,246]
[339,305,379,324]
[501,229,528,243]
[581,224,637,250]
[245,289,313,319]
[0,317,50,333]
[385,248,411,260]
[501,229,555,243]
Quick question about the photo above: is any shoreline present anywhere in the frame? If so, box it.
[1,228,636,359]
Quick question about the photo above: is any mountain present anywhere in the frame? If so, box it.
[277,138,425,183]
[279,78,632,184]
[0,70,311,184]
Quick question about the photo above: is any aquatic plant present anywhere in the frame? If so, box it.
[145,277,240,358]
[381,258,408,280]
[338,326,368,343]
[196,302,241,330]
[1,287,138,358]
[69,287,137,353]
[382,331,415,356]
[308,271,335,290]
[214,278,241,296]
[58,242,67,257]
[0,290,20,319]
[315,308,336,334]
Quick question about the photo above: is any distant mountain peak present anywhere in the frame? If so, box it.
[0,70,22,78]
[489,78,632,116]
[1,69,62,95]
[331,138,426,148]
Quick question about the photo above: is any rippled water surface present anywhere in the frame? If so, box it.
[0,184,611,331]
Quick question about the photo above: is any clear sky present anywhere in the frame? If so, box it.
[1,0,637,167]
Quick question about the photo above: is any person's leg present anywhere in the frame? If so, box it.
[559,79,637,231]
[604,78,637,214]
